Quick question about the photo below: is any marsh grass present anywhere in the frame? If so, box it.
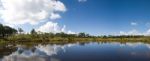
[0,35,150,45]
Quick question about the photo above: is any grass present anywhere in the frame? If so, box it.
[1,34,150,45]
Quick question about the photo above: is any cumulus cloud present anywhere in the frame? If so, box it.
[78,0,87,2]
[119,22,150,36]
[0,0,76,34]
[131,22,137,26]
[0,0,66,25]
[0,0,75,33]
[144,29,150,35]
[67,30,76,34]
[36,21,75,34]
[119,29,141,35]
[50,13,61,20]
[36,21,61,33]
[119,29,150,36]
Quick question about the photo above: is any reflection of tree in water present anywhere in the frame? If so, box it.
[0,45,17,58]
[79,43,86,46]
[1,44,76,61]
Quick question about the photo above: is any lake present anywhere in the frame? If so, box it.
[0,42,150,61]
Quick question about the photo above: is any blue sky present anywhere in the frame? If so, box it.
[1,0,150,35]
[59,0,150,35]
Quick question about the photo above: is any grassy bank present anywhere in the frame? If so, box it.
[1,34,150,45]
[1,24,150,44]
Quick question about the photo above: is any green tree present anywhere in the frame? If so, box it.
[78,32,86,37]
[31,29,37,34]
[85,34,90,37]
[0,24,17,37]
[18,28,23,34]
[4,26,12,36]
[48,32,54,38]
[55,32,67,37]
[0,24,4,37]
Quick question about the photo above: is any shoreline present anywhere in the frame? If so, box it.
[1,37,150,45]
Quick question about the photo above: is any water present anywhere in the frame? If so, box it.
[0,42,150,61]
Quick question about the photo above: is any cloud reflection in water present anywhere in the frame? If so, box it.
[1,42,150,61]
[2,44,76,61]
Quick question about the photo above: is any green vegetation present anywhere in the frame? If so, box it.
[1,24,150,44]
[0,24,17,38]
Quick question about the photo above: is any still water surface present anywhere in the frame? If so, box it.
[0,42,150,61]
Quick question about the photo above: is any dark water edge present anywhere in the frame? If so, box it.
[1,42,150,61]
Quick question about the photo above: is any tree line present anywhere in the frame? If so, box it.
[0,24,17,37]
[0,23,147,38]
[0,24,92,38]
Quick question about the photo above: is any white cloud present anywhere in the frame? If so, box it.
[119,22,150,36]
[60,25,76,34]
[50,13,61,20]
[67,30,76,34]
[0,0,66,25]
[61,25,66,32]
[131,22,137,26]
[36,21,61,33]
[36,21,75,34]
[3,23,15,28]
[119,29,150,36]
[144,29,150,36]
[78,0,87,2]
[0,0,75,34]
[119,29,141,35]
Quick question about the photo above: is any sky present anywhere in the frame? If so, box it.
[0,0,150,35]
